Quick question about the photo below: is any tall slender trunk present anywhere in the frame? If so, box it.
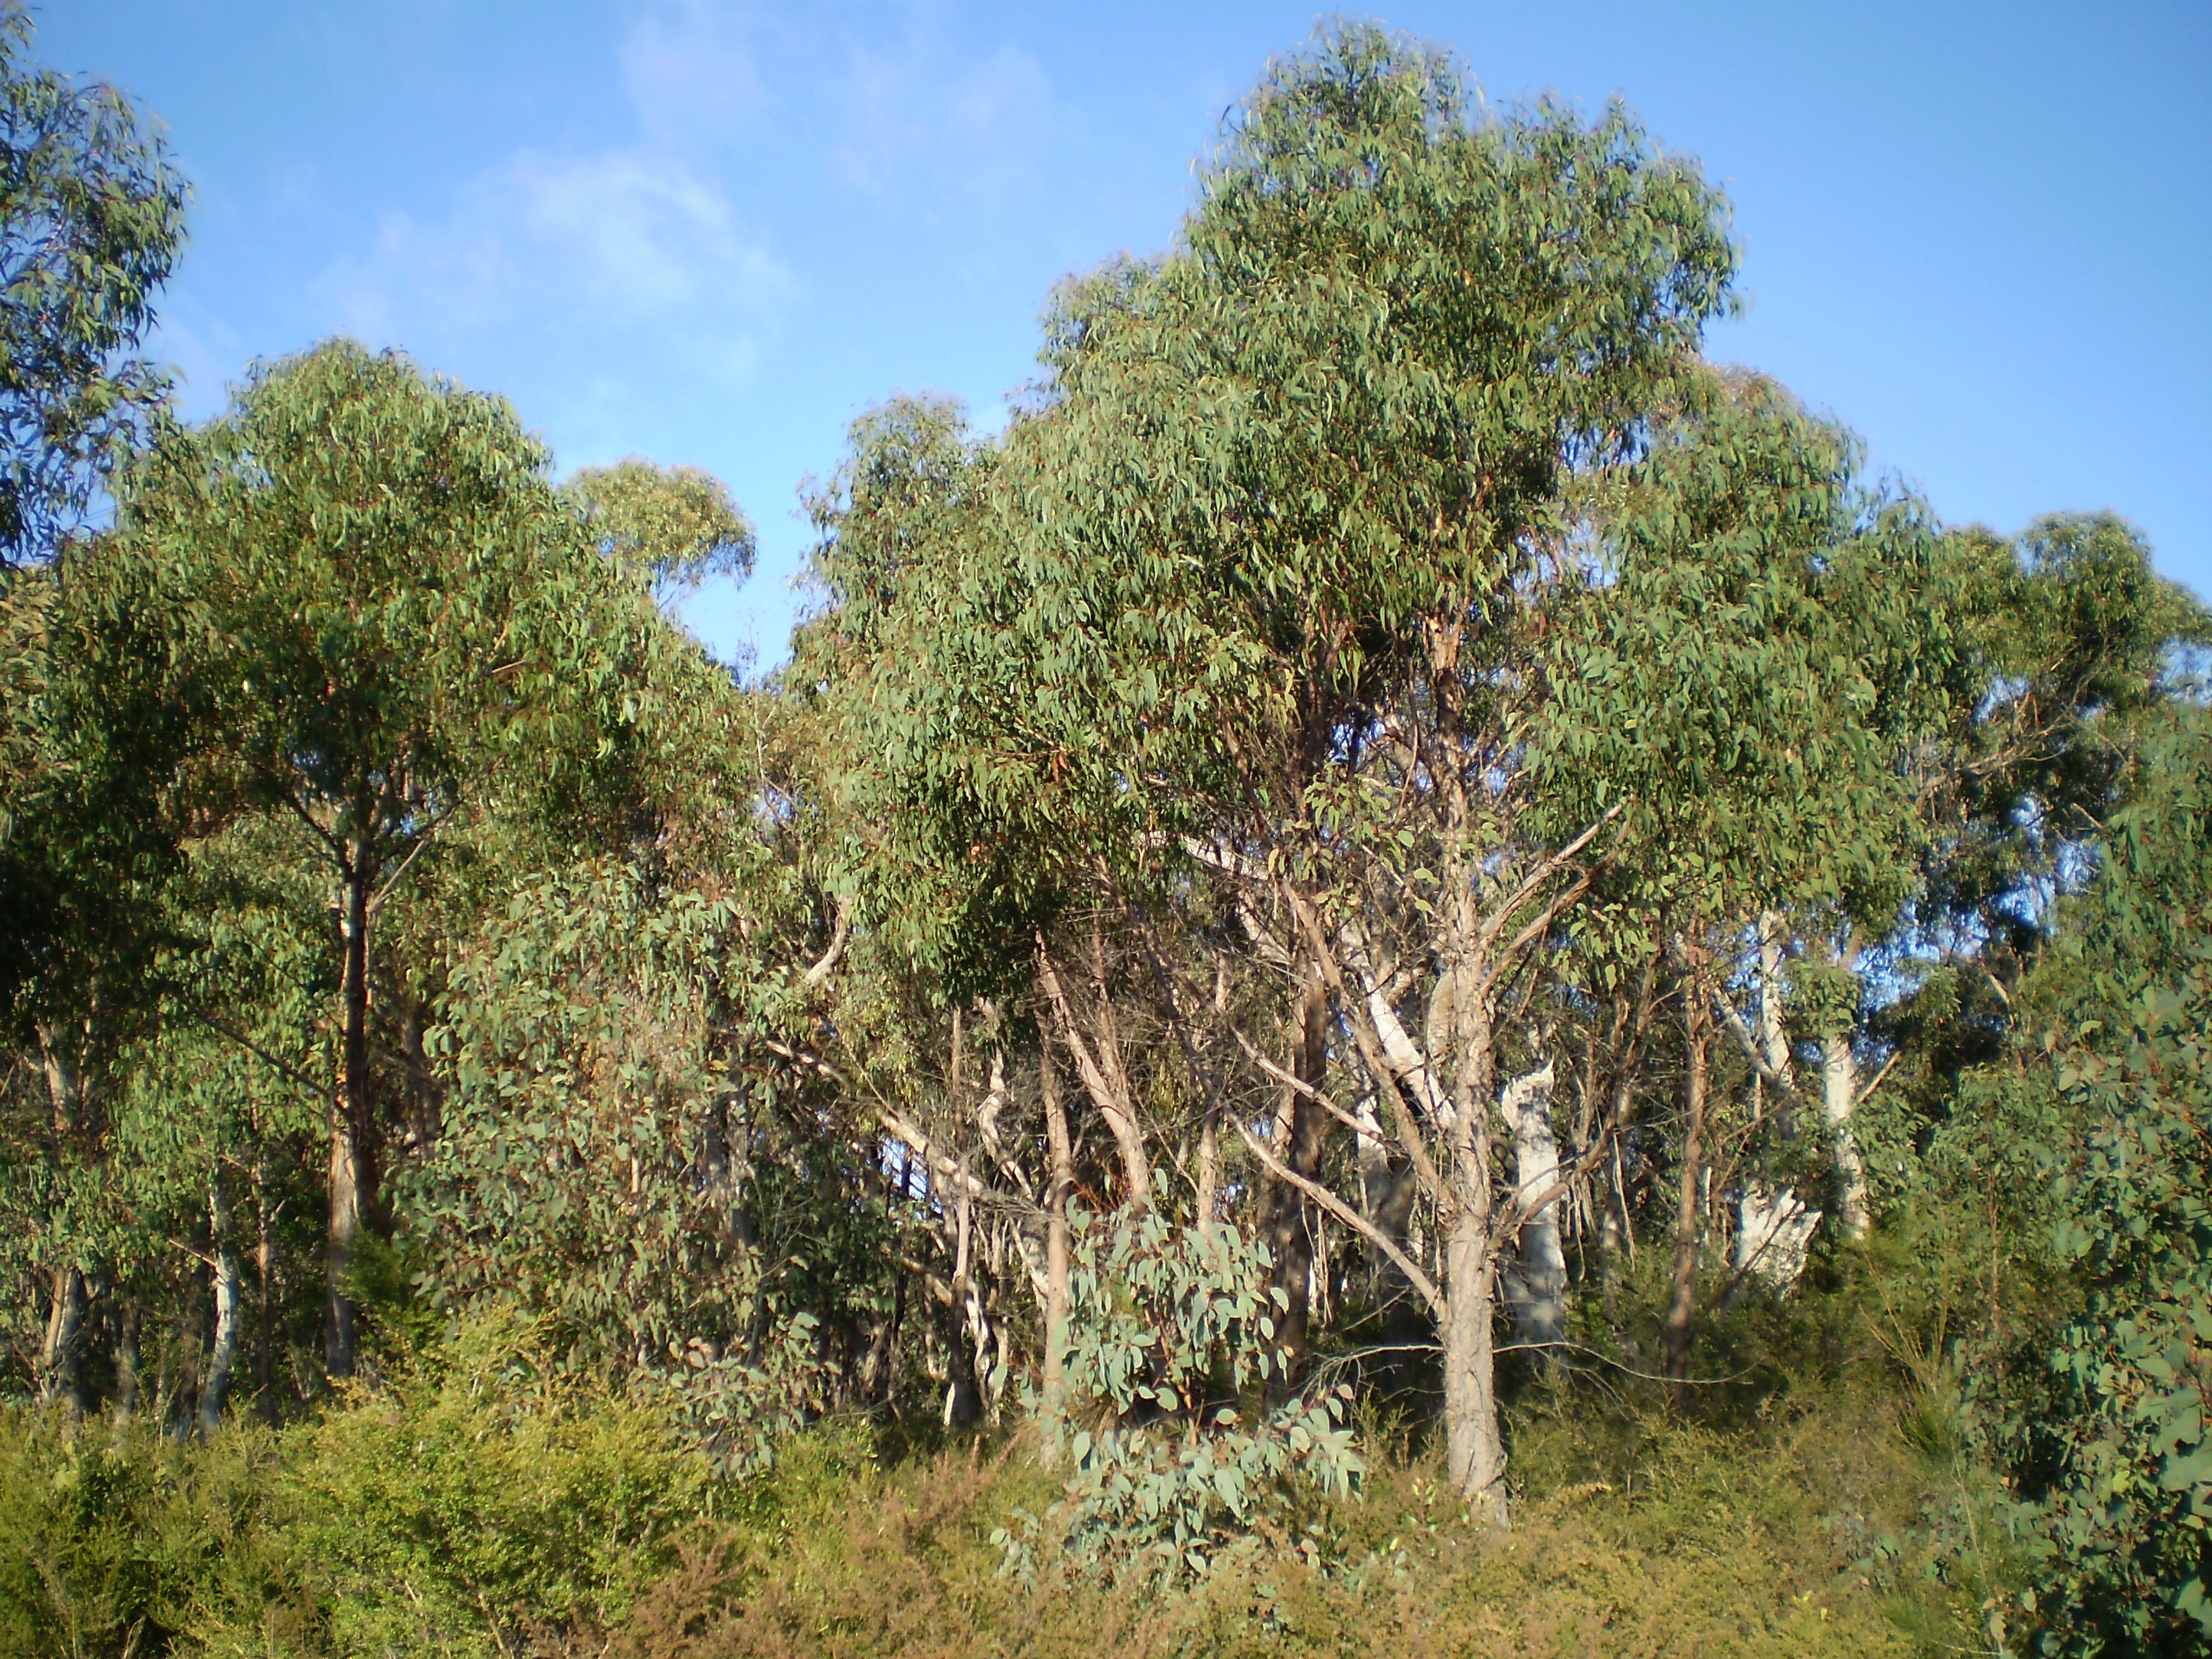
[114,1300,142,1426]
[1498,1060,1565,1348]
[327,848,375,1380]
[38,1265,85,1413]
[1734,912,1815,1288]
[1665,992,1709,1395]
[1354,1093,1426,1388]
[1035,942,1151,1207]
[1599,1179,1627,1348]
[1755,912,1794,1135]
[34,1026,89,1416]
[1820,1033,1869,1241]
[254,1156,277,1424]
[1262,955,1330,1384]
[36,1026,89,1413]
[201,1173,241,1437]
[1038,1028,1074,1449]
[1442,1219,1506,1524]
[943,1154,979,1429]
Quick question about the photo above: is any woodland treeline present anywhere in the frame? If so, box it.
[4,13,2210,1657]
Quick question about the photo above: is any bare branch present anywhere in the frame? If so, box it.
[1236,1123,1445,1318]
[1233,1028,1390,1148]
[1034,938,1152,1205]
[1712,984,1804,1105]
[1282,887,1447,1203]
[188,1010,329,1105]
[878,1107,1047,1229]
[1473,804,1622,959]
[1489,864,1597,984]
[801,904,851,991]
[1853,1048,1902,1112]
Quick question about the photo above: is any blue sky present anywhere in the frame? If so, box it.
[45,1,2211,666]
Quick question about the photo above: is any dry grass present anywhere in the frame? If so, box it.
[599,1389,1956,1659]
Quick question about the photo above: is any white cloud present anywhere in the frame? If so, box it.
[509,150,794,318]
[615,1,1062,218]
[832,33,1057,208]
[310,144,794,372]
[299,2,1068,405]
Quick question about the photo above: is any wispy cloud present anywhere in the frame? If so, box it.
[832,31,1057,209]
[509,149,793,318]
[310,143,794,377]
[618,1,1064,220]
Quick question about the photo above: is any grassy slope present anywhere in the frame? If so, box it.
[0,1359,2009,1658]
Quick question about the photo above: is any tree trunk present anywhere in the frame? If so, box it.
[1820,1032,1869,1240]
[1036,943,1151,1207]
[37,1264,86,1413]
[1355,1093,1426,1390]
[201,1174,242,1437]
[1498,1060,1565,1349]
[254,1158,277,1424]
[1599,1177,1627,1349]
[326,849,375,1380]
[1755,912,1795,1136]
[1733,1182,1818,1292]
[1038,1028,1074,1449]
[1665,994,1709,1395]
[114,1300,142,1425]
[1262,956,1330,1383]
[35,1025,89,1413]
[1442,1216,1507,1524]
[943,1151,979,1429]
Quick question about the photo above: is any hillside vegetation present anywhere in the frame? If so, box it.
[2,13,2207,1657]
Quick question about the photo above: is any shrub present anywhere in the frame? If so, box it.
[0,1411,289,1659]
[261,1311,714,1658]
[1002,1211,1363,1585]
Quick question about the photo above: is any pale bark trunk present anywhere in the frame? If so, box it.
[1599,1189,1626,1344]
[327,847,374,1380]
[201,1174,242,1437]
[254,1161,276,1425]
[1353,1092,1426,1387]
[1498,1061,1565,1349]
[1442,1218,1507,1524]
[1036,945,1151,1207]
[37,1264,85,1413]
[36,1029,87,1413]
[1733,1183,1819,1290]
[1755,912,1794,1135]
[1039,1031,1074,1448]
[943,1151,979,1428]
[1262,956,1330,1383]
[1732,913,1817,1288]
[1820,1033,1870,1240]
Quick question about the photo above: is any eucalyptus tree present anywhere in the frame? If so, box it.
[1579,371,1967,1331]
[0,0,189,1401]
[1022,29,1747,1517]
[0,0,184,570]
[801,26,1737,1514]
[1930,706,2212,1651]
[792,396,1090,1427]
[0,529,207,1407]
[111,341,677,1378]
[564,457,755,612]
